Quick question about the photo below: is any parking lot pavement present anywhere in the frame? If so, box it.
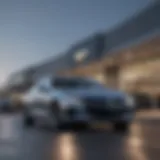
[0,112,160,160]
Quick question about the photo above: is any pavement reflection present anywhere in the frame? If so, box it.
[0,113,160,160]
[125,124,148,160]
[53,133,81,160]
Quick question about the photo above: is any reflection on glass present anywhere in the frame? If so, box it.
[124,124,148,160]
[53,133,80,160]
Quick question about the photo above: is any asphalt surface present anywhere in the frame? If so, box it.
[0,112,160,160]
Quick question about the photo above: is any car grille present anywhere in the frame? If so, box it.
[83,97,107,115]
[107,98,125,109]
[83,96,125,117]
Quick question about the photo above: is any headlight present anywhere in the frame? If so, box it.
[125,95,135,108]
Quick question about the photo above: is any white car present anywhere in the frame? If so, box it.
[22,76,135,131]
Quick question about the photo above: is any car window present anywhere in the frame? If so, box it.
[52,77,101,89]
[53,78,78,88]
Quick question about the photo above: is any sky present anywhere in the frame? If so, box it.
[0,0,152,84]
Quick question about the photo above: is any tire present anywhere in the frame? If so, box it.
[24,115,34,127]
[113,122,129,132]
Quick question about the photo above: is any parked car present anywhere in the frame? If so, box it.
[22,76,135,132]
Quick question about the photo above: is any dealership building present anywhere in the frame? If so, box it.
[8,2,160,106]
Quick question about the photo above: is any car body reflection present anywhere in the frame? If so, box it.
[51,124,150,160]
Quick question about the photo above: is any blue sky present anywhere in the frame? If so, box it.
[0,0,151,84]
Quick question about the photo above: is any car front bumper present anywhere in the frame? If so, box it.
[88,109,135,123]
[63,107,134,124]
[61,107,90,124]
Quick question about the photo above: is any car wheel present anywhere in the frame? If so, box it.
[24,115,34,127]
[113,122,129,132]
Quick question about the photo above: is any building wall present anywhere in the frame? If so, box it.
[58,2,160,81]
[7,2,160,93]
[119,58,160,94]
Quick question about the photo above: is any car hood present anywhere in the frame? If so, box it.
[59,86,126,99]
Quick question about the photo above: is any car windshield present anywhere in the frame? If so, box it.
[52,77,101,89]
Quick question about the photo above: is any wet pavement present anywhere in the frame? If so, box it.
[0,112,160,160]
